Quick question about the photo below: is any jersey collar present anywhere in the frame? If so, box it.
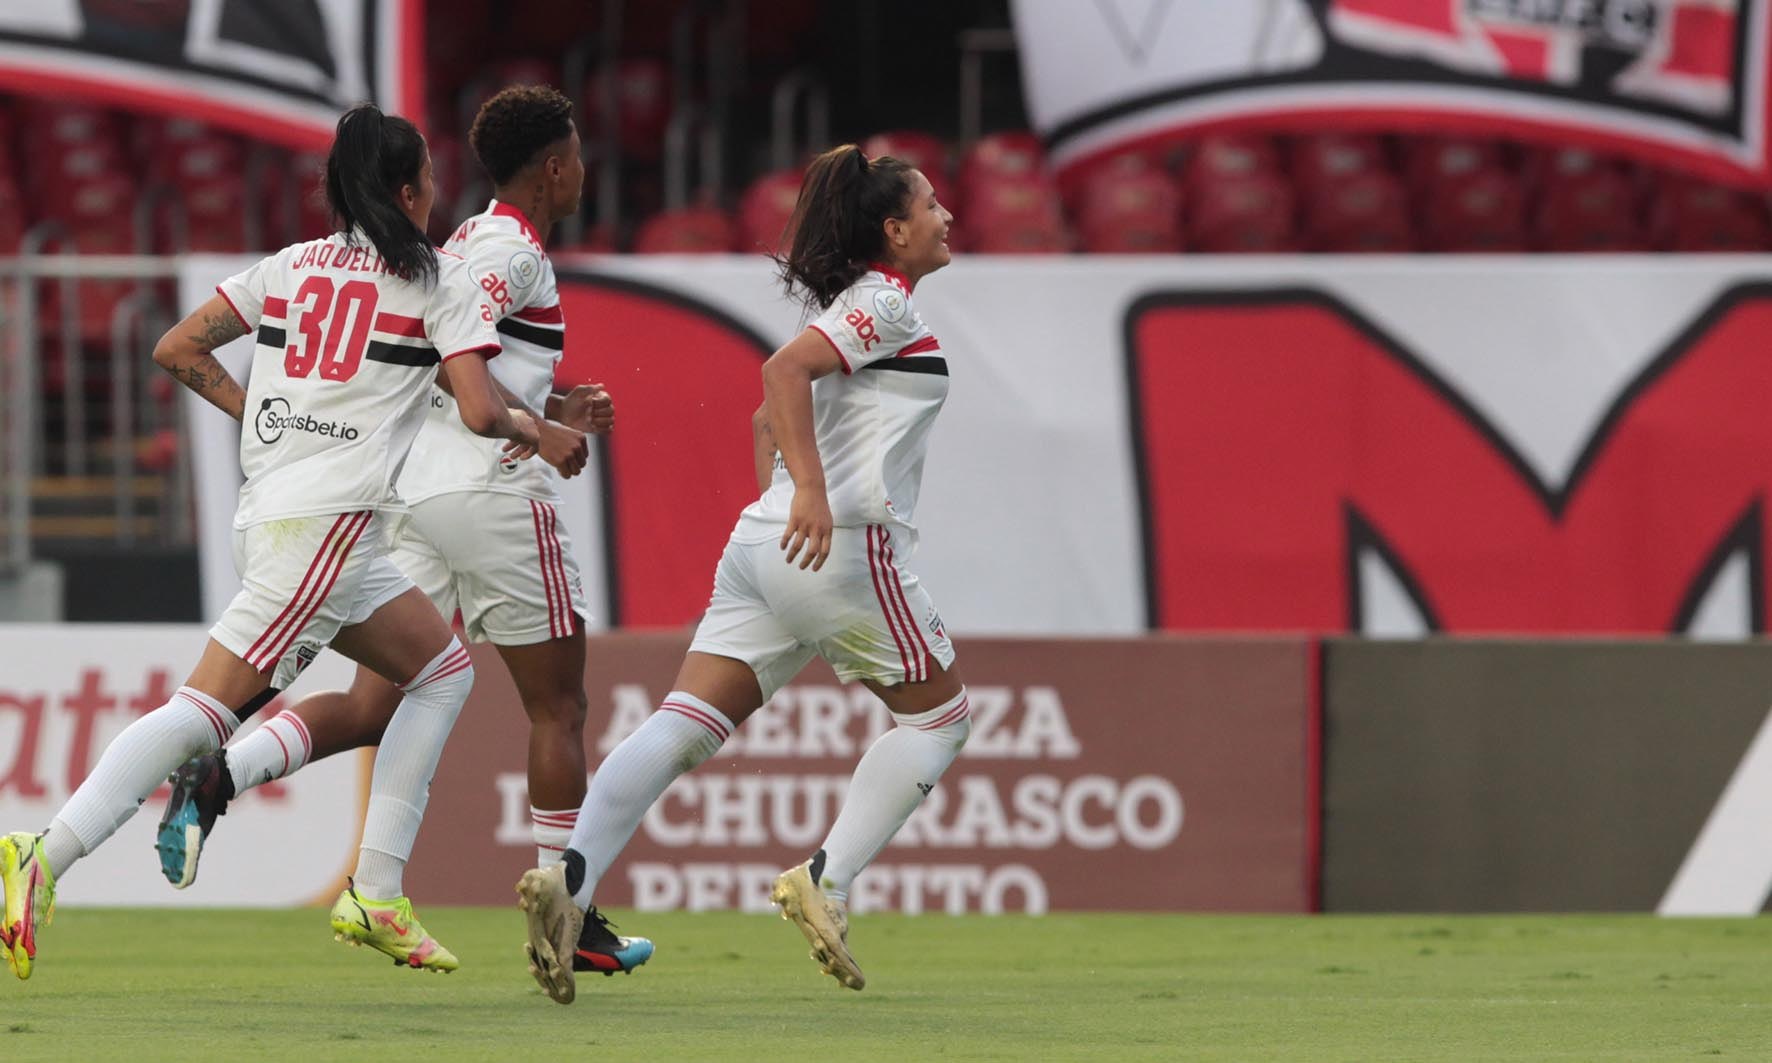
[490,199,546,248]
[869,262,914,294]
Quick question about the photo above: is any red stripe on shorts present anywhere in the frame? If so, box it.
[531,501,563,639]
[867,526,913,682]
[244,512,355,666]
[881,528,931,682]
[252,511,372,671]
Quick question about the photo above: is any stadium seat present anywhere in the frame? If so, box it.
[738,168,803,254]
[0,176,24,251]
[1076,166,1182,253]
[291,152,332,240]
[29,142,127,217]
[1421,169,1527,251]
[1185,171,1297,252]
[633,205,737,253]
[37,223,139,345]
[584,58,671,162]
[862,130,952,202]
[964,172,1070,253]
[178,176,250,253]
[1403,135,1506,194]
[1649,176,1772,251]
[1182,134,1283,195]
[958,131,1045,209]
[1292,133,1390,188]
[1533,169,1644,251]
[1303,171,1413,252]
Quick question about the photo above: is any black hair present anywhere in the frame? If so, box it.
[324,104,436,285]
[469,85,575,185]
[774,144,917,310]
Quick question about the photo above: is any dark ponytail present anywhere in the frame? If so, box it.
[325,104,437,285]
[775,144,916,310]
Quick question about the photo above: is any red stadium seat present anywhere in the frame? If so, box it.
[0,177,24,251]
[1076,167,1182,253]
[1186,172,1297,253]
[738,168,803,254]
[179,176,250,253]
[633,206,736,253]
[29,141,127,215]
[1403,135,1506,194]
[1650,176,1772,251]
[958,131,1045,206]
[1182,134,1283,195]
[1304,171,1413,252]
[1533,169,1644,251]
[57,173,136,231]
[585,58,671,162]
[291,152,332,241]
[1422,169,1527,251]
[37,224,139,344]
[964,172,1069,253]
[1292,133,1389,188]
[861,130,951,202]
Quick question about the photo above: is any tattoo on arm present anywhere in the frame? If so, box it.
[188,309,249,351]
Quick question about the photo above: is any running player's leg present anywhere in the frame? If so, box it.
[494,625,588,866]
[769,524,969,990]
[157,515,450,887]
[518,535,807,1003]
[417,492,589,867]
[322,577,471,972]
[12,512,376,977]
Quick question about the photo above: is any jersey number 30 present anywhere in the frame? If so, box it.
[285,276,378,382]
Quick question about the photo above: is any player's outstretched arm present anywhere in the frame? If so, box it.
[761,329,843,571]
[152,293,249,422]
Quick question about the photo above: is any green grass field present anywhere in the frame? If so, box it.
[3,909,1770,1061]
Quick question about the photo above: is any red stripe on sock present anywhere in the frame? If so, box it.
[660,702,731,741]
[283,712,313,760]
[919,696,970,731]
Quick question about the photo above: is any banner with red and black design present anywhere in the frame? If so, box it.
[1013,0,1772,186]
[178,254,1772,641]
[0,0,424,149]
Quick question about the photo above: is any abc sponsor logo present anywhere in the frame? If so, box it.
[255,397,360,445]
[844,306,881,351]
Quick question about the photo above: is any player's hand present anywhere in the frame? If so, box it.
[781,487,833,571]
[502,408,541,460]
[560,384,615,435]
[535,418,590,478]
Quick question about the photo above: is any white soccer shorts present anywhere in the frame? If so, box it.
[690,522,956,700]
[210,510,414,688]
[389,492,588,646]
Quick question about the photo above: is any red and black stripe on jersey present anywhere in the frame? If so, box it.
[254,297,442,367]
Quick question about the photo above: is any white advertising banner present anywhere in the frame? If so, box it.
[1013,0,1772,186]
[0,625,366,907]
[0,0,423,150]
[180,253,1772,641]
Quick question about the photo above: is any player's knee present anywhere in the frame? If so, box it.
[524,687,587,730]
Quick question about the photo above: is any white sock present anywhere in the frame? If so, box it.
[818,689,971,901]
[226,710,314,792]
[44,687,239,878]
[562,691,732,910]
[353,639,473,900]
[531,806,576,867]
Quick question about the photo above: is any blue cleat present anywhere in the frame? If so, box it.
[155,750,234,889]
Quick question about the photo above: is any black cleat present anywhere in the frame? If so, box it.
[155,750,235,889]
[572,906,654,975]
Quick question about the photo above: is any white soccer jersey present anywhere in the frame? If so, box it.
[217,231,500,529]
[741,265,949,541]
[397,200,566,505]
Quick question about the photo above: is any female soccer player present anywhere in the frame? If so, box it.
[516,144,966,1004]
[0,103,539,980]
[152,85,636,976]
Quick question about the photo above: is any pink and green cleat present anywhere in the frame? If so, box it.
[0,831,56,981]
[328,882,458,972]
